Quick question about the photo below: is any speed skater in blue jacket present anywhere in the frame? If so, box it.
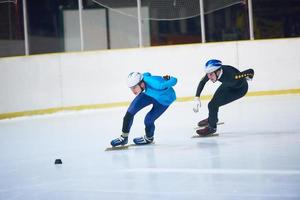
[111,72,177,147]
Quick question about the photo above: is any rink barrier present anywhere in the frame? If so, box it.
[0,88,299,120]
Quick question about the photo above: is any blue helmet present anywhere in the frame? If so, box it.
[205,59,222,73]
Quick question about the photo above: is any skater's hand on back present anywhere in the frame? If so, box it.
[163,75,170,80]
[193,97,201,113]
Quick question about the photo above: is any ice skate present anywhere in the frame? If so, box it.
[110,135,128,147]
[194,120,224,130]
[133,135,154,145]
[196,126,216,137]
[197,118,209,127]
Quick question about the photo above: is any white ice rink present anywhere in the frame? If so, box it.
[0,94,300,200]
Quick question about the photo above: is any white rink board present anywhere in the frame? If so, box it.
[0,38,300,114]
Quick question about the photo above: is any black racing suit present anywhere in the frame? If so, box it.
[195,65,254,129]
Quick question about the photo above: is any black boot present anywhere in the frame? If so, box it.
[197,118,209,127]
[196,126,216,137]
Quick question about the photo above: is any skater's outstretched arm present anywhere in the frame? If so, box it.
[195,75,209,97]
[193,75,209,113]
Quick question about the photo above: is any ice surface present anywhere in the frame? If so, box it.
[0,95,300,200]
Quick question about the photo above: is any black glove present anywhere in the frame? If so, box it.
[247,69,254,79]
[163,75,170,80]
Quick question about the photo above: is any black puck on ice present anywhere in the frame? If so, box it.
[54,159,62,164]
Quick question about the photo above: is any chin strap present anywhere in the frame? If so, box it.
[138,81,145,92]
[213,69,222,82]
[214,71,218,79]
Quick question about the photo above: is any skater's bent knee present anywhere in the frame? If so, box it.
[208,101,217,110]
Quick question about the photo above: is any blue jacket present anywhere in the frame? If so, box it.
[143,72,177,106]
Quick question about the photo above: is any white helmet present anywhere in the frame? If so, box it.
[127,72,143,88]
[205,59,222,73]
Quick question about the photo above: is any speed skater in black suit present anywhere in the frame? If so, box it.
[193,59,254,136]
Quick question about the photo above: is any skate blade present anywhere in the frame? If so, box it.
[194,122,224,130]
[105,143,155,151]
[191,133,219,138]
[105,145,130,151]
